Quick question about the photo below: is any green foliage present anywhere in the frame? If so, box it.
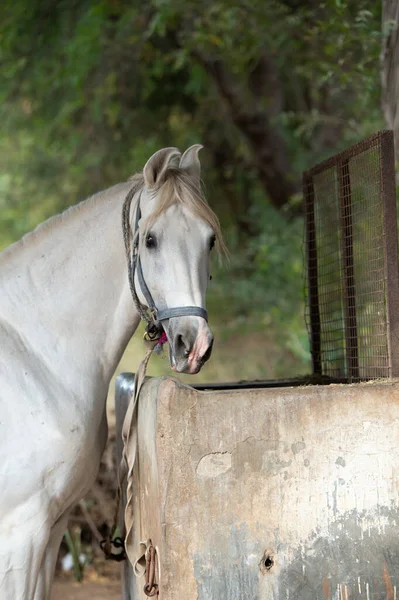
[0,0,384,377]
[64,527,84,582]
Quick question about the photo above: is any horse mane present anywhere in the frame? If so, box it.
[0,183,129,264]
[133,169,227,257]
[1,167,227,264]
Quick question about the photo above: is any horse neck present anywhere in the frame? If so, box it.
[1,181,140,387]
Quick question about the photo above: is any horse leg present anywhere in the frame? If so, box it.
[0,511,50,600]
[33,513,70,600]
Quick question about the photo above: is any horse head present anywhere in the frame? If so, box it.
[128,145,225,375]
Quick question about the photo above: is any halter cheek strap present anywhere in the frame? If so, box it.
[129,191,208,338]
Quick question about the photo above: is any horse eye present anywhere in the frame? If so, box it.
[209,236,216,251]
[145,233,157,249]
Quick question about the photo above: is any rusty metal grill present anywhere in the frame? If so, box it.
[303,130,399,381]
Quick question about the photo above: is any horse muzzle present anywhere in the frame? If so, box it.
[168,320,214,374]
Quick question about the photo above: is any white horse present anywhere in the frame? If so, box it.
[0,145,224,599]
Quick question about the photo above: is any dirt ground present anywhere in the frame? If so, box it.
[51,580,121,599]
[51,563,122,600]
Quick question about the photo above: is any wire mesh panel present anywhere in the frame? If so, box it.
[303,130,399,381]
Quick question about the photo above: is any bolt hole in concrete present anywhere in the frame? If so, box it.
[259,551,275,574]
[264,556,274,570]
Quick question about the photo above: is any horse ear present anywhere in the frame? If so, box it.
[143,147,181,189]
[179,144,203,187]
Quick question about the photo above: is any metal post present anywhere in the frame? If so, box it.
[380,130,399,378]
[303,174,322,375]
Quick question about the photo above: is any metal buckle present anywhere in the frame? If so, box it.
[99,537,127,562]
[143,322,162,342]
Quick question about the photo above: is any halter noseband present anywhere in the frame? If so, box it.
[127,189,208,340]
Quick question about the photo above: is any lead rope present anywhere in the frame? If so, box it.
[100,339,160,596]
[122,341,161,597]
[101,187,162,592]
[100,187,148,563]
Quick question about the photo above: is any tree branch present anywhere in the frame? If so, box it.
[193,52,299,212]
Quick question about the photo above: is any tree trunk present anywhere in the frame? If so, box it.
[382,0,399,171]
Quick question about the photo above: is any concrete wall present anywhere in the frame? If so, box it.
[115,375,399,599]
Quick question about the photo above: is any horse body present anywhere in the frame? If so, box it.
[0,181,137,599]
[0,146,223,599]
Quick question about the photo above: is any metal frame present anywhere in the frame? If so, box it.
[380,132,399,377]
[304,130,399,381]
[303,174,322,375]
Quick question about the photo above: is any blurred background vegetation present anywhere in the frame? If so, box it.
[0,0,385,385]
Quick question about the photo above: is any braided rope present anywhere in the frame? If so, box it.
[122,186,153,325]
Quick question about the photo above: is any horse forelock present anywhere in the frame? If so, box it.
[138,168,227,257]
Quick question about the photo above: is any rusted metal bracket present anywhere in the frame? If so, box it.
[143,540,159,597]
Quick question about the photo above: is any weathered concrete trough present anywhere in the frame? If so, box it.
[115,374,399,599]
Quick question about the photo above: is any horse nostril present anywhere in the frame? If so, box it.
[175,333,190,357]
